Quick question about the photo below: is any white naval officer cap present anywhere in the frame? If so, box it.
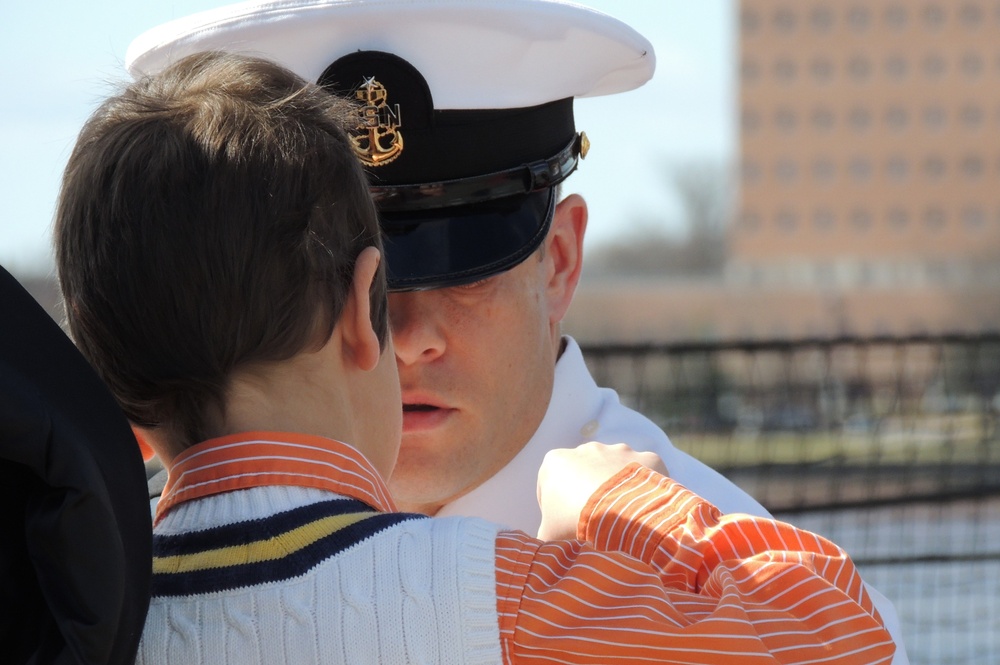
[126,0,655,291]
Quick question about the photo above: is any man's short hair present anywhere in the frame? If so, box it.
[55,51,387,453]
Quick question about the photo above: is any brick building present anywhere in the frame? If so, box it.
[568,1,1000,344]
[729,0,1000,335]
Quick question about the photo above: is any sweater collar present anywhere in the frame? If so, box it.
[155,431,396,525]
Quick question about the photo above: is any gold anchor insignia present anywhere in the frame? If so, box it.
[350,77,403,167]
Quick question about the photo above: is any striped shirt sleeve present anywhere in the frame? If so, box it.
[495,464,895,665]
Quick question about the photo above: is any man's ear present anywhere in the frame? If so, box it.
[341,246,383,372]
[544,193,588,324]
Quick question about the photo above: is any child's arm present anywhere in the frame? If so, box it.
[493,443,894,665]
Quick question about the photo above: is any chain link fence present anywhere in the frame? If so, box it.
[582,334,1000,665]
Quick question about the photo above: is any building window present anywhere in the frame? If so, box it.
[741,160,762,184]
[812,209,836,231]
[887,208,910,230]
[922,53,947,78]
[851,209,873,231]
[960,104,984,128]
[848,55,873,81]
[885,55,909,80]
[961,52,985,77]
[773,58,797,82]
[962,207,986,230]
[848,107,872,132]
[811,107,835,130]
[848,6,872,31]
[849,157,873,181]
[740,59,761,82]
[810,58,834,82]
[741,108,761,133]
[886,156,909,181]
[922,4,947,29]
[885,4,909,29]
[922,155,947,180]
[775,159,799,183]
[773,7,797,33]
[922,106,947,130]
[774,107,797,132]
[740,9,761,33]
[811,158,836,183]
[810,6,834,32]
[885,106,910,130]
[776,209,798,232]
[923,207,947,231]
[960,154,985,179]
[960,3,984,27]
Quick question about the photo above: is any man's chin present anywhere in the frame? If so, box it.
[387,458,451,514]
[388,484,449,516]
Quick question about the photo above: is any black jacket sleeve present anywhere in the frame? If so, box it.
[0,266,151,665]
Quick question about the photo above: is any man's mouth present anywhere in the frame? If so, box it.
[400,401,453,432]
[403,403,439,413]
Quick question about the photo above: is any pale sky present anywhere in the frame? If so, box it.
[0,1,735,276]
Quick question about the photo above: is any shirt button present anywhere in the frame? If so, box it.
[580,420,599,438]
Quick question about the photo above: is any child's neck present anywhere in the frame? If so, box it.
[219,353,358,455]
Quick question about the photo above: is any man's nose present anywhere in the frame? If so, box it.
[388,292,446,366]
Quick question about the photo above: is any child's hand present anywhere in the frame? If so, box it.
[536,442,667,541]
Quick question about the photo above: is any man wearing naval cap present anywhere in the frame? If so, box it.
[127,2,907,661]
[127,0,769,545]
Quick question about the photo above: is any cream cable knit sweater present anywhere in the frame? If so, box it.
[137,485,504,665]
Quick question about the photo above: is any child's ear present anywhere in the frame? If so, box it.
[341,246,382,372]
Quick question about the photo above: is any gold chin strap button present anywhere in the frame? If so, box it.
[578,131,590,159]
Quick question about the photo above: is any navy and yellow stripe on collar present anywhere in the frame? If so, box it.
[152,498,424,597]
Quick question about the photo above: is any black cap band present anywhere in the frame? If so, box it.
[373,134,583,212]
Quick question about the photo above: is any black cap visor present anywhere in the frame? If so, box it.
[382,188,555,291]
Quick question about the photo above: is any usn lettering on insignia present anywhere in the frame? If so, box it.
[351,77,403,166]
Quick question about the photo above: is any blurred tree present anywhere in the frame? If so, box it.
[585,161,732,277]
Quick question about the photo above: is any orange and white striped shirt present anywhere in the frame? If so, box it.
[151,432,894,665]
